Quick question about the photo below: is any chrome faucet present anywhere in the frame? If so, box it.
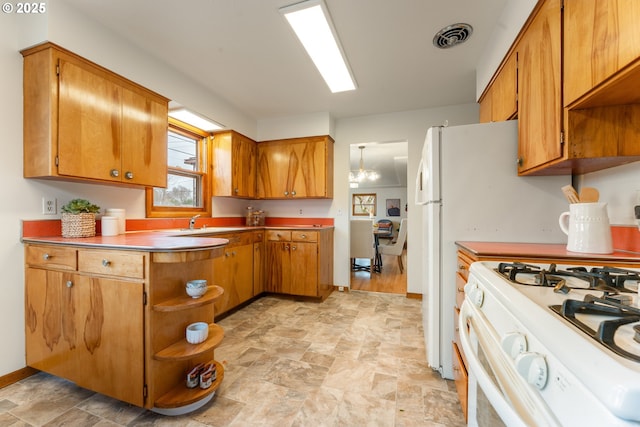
[189,214,201,230]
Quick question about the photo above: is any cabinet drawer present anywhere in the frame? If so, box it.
[214,232,253,247]
[292,231,317,242]
[455,272,466,309]
[25,245,77,270]
[266,230,291,241]
[78,250,145,278]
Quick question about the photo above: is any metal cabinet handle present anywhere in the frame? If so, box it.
[291,190,296,196]
[66,280,73,288]
[124,171,134,180]
[43,253,51,260]
[284,191,289,196]
[110,169,119,177]
[458,264,467,270]
[291,245,297,251]
[102,259,111,267]
[516,157,523,167]
[234,188,239,193]
[300,234,306,239]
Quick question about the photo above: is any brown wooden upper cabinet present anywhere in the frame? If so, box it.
[22,42,168,188]
[256,135,334,199]
[481,0,640,175]
[211,130,257,198]
[479,51,518,123]
[516,0,563,174]
[564,0,640,107]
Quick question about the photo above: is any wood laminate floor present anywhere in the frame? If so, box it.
[350,249,408,295]
[0,291,464,426]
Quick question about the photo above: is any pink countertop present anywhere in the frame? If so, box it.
[21,230,230,251]
[456,241,640,264]
[21,222,334,251]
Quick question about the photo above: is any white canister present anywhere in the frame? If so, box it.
[101,216,119,236]
[105,208,126,234]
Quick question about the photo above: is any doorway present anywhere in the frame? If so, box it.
[348,141,408,294]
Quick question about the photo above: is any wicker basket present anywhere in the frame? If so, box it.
[61,213,96,238]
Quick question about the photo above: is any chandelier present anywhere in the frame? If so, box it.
[349,145,379,184]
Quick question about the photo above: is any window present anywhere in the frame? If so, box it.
[146,118,211,217]
[352,193,376,216]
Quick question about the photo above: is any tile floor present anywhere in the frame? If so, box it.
[0,291,466,426]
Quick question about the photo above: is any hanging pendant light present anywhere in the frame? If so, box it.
[349,146,379,183]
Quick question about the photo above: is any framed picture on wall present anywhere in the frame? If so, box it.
[352,193,376,216]
[386,198,401,216]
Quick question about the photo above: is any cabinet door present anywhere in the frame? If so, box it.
[58,59,122,182]
[213,245,254,315]
[121,87,168,187]
[517,0,563,174]
[233,134,257,198]
[212,132,256,198]
[491,52,518,122]
[265,241,291,293]
[288,140,329,198]
[25,268,144,406]
[289,242,318,297]
[253,241,264,295]
[257,143,291,198]
[564,0,640,106]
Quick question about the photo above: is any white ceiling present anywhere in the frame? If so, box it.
[59,0,509,187]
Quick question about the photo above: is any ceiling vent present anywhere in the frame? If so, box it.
[433,23,473,49]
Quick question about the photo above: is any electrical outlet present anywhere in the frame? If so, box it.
[299,209,303,215]
[42,197,57,215]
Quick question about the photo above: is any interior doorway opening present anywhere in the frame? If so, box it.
[348,141,408,294]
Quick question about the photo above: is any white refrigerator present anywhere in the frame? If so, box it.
[415,120,570,379]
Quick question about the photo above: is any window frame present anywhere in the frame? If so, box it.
[145,118,212,218]
[352,193,377,216]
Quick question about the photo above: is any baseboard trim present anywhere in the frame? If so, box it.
[0,367,39,389]
[406,293,422,300]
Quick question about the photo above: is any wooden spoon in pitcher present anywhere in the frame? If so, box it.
[579,187,599,203]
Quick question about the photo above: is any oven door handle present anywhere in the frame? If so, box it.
[459,300,561,427]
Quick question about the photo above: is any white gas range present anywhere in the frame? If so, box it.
[460,260,640,427]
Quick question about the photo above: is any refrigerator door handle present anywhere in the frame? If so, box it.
[415,158,427,205]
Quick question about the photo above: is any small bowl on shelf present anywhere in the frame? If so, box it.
[186,322,209,344]
[185,279,208,298]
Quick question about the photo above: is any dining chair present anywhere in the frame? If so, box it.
[376,219,393,240]
[378,218,407,273]
[350,219,375,272]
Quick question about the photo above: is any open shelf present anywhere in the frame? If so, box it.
[153,360,224,409]
[154,324,224,361]
[152,285,224,312]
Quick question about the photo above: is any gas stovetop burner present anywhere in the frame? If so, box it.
[550,294,640,363]
[495,262,640,295]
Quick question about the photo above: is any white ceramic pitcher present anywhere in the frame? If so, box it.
[558,202,613,254]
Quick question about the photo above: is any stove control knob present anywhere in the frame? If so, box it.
[515,352,548,389]
[501,332,527,359]
[463,281,484,306]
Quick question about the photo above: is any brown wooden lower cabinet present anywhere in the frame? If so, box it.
[265,228,334,299]
[24,243,226,412]
[452,341,468,422]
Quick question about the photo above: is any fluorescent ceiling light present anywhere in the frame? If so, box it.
[280,0,356,93]
[168,108,224,132]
